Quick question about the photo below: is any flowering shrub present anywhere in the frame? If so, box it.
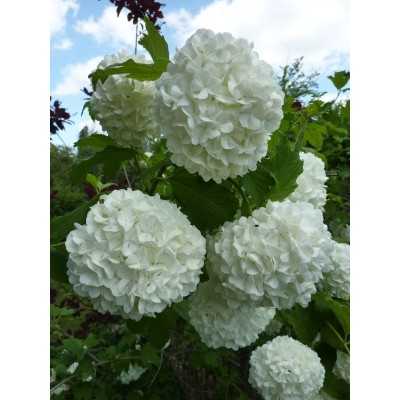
[51,15,350,400]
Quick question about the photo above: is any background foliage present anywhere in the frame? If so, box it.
[50,18,350,400]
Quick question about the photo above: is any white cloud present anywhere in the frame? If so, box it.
[53,56,102,96]
[166,0,349,73]
[53,38,73,50]
[50,0,79,36]
[75,6,136,48]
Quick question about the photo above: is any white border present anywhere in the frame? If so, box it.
[0,1,49,398]
[351,0,400,398]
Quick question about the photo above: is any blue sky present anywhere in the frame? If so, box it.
[50,0,349,147]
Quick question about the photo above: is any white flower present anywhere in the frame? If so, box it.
[207,200,333,309]
[156,29,284,183]
[50,368,56,384]
[67,362,79,375]
[249,336,325,400]
[53,384,69,396]
[66,189,206,320]
[119,364,147,384]
[90,51,159,148]
[188,280,275,350]
[289,152,328,210]
[333,351,350,383]
[320,242,350,300]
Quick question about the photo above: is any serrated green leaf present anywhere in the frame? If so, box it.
[314,292,350,335]
[63,338,86,360]
[50,197,98,243]
[304,123,327,150]
[328,71,350,90]
[139,17,169,68]
[320,324,348,352]
[267,134,304,200]
[241,133,303,208]
[240,162,275,208]
[51,305,75,318]
[323,371,350,399]
[127,309,177,348]
[89,17,169,88]
[279,305,322,345]
[169,168,239,232]
[74,134,115,152]
[71,146,135,183]
[140,343,160,366]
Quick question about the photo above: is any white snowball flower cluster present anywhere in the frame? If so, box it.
[289,152,328,210]
[188,280,275,350]
[320,242,350,300]
[249,336,325,400]
[207,200,333,309]
[156,29,284,183]
[66,189,206,321]
[333,351,350,383]
[119,363,147,384]
[90,51,159,148]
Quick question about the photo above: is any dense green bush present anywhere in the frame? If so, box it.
[50,19,349,400]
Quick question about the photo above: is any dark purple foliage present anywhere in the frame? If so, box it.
[107,0,165,28]
[50,98,71,134]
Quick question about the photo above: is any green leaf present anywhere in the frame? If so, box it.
[314,292,350,335]
[127,309,177,348]
[266,134,304,200]
[241,133,303,208]
[71,146,136,183]
[63,338,86,360]
[140,343,160,366]
[89,17,169,88]
[50,197,98,243]
[51,305,75,318]
[320,324,348,352]
[74,134,115,152]
[139,17,169,68]
[50,247,69,284]
[86,173,101,193]
[279,305,322,345]
[240,161,275,208]
[169,168,239,232]
[304,123,327,150]
[323,371,350,399]
[328,71,350,90]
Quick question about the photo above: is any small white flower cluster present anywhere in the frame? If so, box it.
[333,351,350,383]
[320,242,350,300]
[249,336,325,400]
[207,200,333,309]
[119,363,147,384]
[156,29,284,183]
[90,51,159,149]
[188,280,275,350]
[289,152,328,210]
[66,189,206,321]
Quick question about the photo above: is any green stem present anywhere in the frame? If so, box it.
[122,165,132,188]
[51,242,65,248]
[149,162,171,195]
[326,321,350,355]
[228,178,251,216]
